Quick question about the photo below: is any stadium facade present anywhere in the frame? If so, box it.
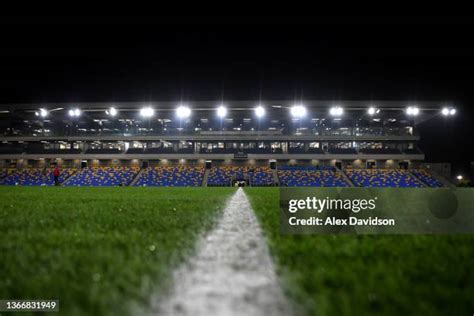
[0,101,454,187]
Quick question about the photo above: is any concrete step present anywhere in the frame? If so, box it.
[272,169,280,186]
[202,169,210,187]
[339,168,355,187]
[61,169,79,186]
[129,168,145,186]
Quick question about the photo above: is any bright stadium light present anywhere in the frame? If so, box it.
[35,108,48,118]
[176,105,191,119]
[290,105,307,118]
[367,107,379,116]
[106,107,118,117]
[255,105,265,118]
[217,105,227,118]
[68,108,81,117]
[406,106,419,116]
[329,106,344,117]
[442,107,456,116]
[40,108,48,117]
[457,175,463,181]
[140,107,154,118]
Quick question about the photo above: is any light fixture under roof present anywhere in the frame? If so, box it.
[367,106,379,116]
[290,104,307,118]
[176,105,191,119]
[255,105,265,118]
[140,107,154,118]
[217,105,227,118]
[35,108,48,118]
[441,107,456,116]
[106,107,118,117]
[406,106,419,116]
[68,108,81,117]
[329,106,344,117]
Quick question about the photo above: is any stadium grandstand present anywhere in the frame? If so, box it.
[0,101,456,187]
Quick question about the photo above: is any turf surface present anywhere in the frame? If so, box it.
[245,187,474,316]
[0,186,234,315]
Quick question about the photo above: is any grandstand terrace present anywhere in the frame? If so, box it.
[0,100,456,187]
[249,167,275,186]
[345,169,426,187]
[135,166,204,187]
[64,167,139,187]
[0,168,75,186]
[278,166,351,187]
[0,164,449,187]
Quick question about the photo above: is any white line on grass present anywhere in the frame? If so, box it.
[153,188,291,316]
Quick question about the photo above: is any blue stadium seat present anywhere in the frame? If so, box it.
[135,166,204,187]
[411,169,444,187]
[0,168,75,186]
[345,169,425,187]
[207,167,248,186]
[65,167,139,186]
[277,166,350,187]
[249,167,274,186]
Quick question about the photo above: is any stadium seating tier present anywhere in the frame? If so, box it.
[0,168,75,186]
[135,166,204,187]
[65,167,139,186]
[278,166,350,187]
[345,169,425,187]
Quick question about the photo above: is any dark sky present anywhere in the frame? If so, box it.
[0,16,473,175]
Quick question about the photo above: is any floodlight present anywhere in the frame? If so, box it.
[140,107,154,118]
[329,106,344,117]
[441,106,456,116]
[367,107,379,116]
[39,108,48,118]
[406,106,419,116]
[457,175,463,181]
[255,105,265,118]
[35,108,48,117]
[217,105,227,118]
[176,105,191,119]
[290,105,307,118]
[106,107,118,117]
[68,108,81,117]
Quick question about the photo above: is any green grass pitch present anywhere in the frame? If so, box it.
[245,187,474,316]
[1,186,473,315]
[0,186,234,315]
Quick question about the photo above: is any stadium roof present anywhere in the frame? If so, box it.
[0,100,450,112]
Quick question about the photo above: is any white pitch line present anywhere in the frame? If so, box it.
[152,188,292,316]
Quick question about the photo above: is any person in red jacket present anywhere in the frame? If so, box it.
[53,164,61,186]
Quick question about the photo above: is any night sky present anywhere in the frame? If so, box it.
[0,16,473,176]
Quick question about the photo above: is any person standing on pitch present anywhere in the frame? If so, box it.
[53,164,61,186]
